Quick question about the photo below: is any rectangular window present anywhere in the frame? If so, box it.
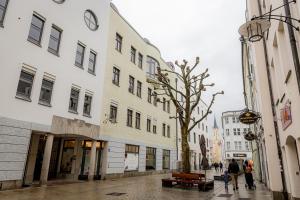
[129,76,134,94]
[206,126,208,133]
[147,88,152,103]
[0,0,9,26]
[162,97,166,111]
[237,128,241,135]
[135,112,141,129]
[48,25,62,55]
[238,141,242,150]
[147,118,151,132]
[130,46,136,63]
[83,94,92,116]
[69,88,80,113]
[234,141,238,150]
[109,104,117,123]
[232,117,236,123]
[243,128,247,134]
[225,117,229,124]
[227,142,230,150]
[138,53,143,68]
[233,128,237,135]
[75,43,85,68]
[39,79,54,106]
[226,129,230,136]
[137,81,142,98]
[153,125,157,134]
[127,109,133,127]
[162,123,166,137]
[16,70,34,100]
[153,92,157,106]
[28,14,45,45]
[193,132,196,144]
[188,132,191,142]
[112,67,120,86]
[167,125,170,138]
[245,141,249,151]
[167,101,170,113]
[162,150,170,169]
[125,144,139,171]
[197,107,199,114]
[146,147,156,170]
[115,33,122,52]
[88,51,96,74]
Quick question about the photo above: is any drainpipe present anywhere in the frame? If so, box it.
[255,0,288,199]
[283,0,300,93]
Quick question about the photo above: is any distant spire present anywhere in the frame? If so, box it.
[213,116,218,129]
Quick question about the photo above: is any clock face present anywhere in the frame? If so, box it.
[84,10,99,31]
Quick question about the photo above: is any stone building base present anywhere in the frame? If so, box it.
[0,180,23,190]
[104,169,175,180]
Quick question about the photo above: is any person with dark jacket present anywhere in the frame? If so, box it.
[228,158,240,190]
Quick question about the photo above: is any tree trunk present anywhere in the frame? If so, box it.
[181,127,191,173]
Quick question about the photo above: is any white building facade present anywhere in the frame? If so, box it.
[95,4,177,178]
[222,111,252,167]
[242,0,300,199]
[0,0,111,189]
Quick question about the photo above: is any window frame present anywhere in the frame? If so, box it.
[115,33,122,52]
[130,46,136,64]
[128,76,135,94]
[135,112,141,129]
[68,88,80,114]
[162,123,166,137]
[136,80,142,98]
[16,70,35,101]
[27,14,45,46]
[167,125,170,138]
[147,118,151,132]
[0,0,9,27]
[38,78,54,106]
[109,104,118,123]
[83,94,93,117]
[138,53,143,68]
[88,51,97,74]
[48,25,62,56]
[83,9,99,31]
[147,88,152,103]
[75,42,85,68]
[127,109,133,127]
[112,67,120,86]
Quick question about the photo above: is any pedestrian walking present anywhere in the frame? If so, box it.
[228,158,240,191]
[219,161,223,173]
[223,170,229,192]
[244,160,254,189]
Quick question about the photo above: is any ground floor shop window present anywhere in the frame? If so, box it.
[146,147,156,170]
[60,140,75,174]
[162,150,170,169]
[125,144,139,171]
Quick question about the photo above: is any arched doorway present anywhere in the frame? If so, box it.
[285,136,300,198]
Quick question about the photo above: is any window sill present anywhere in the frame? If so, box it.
[68,109,78,114]
[48,48,60,57]
[27,38,42,47]
[38,101,52,107]
[74,63,84,69]
[15,95,32,102]
[83,113,92,118]
[88,70,96,76]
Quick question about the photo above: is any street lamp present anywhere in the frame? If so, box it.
[239,0,299,42]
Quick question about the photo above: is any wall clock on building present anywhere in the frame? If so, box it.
[84,10,99,31]
[53,0,65,3]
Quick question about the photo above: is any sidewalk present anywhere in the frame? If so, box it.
[0,171,273,200]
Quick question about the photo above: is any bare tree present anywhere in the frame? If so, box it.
[155,57,223,173]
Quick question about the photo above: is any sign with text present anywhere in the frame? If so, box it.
[239,110,260,124]
[233,153,247,157]
[281,102,292,130]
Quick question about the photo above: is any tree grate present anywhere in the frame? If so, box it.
[106,192,127,196]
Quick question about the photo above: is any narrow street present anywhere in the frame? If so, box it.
[0,171,272,200]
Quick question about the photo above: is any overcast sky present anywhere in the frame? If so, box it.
[112,0,246,130]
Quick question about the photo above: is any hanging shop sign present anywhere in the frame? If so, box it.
[280,102,292,130]
[239,110,260,124]
[244,132,257,141]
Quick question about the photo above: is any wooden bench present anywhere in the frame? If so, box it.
[162,172,214,191]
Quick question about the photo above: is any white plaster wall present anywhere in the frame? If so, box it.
[0,0,111,127]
